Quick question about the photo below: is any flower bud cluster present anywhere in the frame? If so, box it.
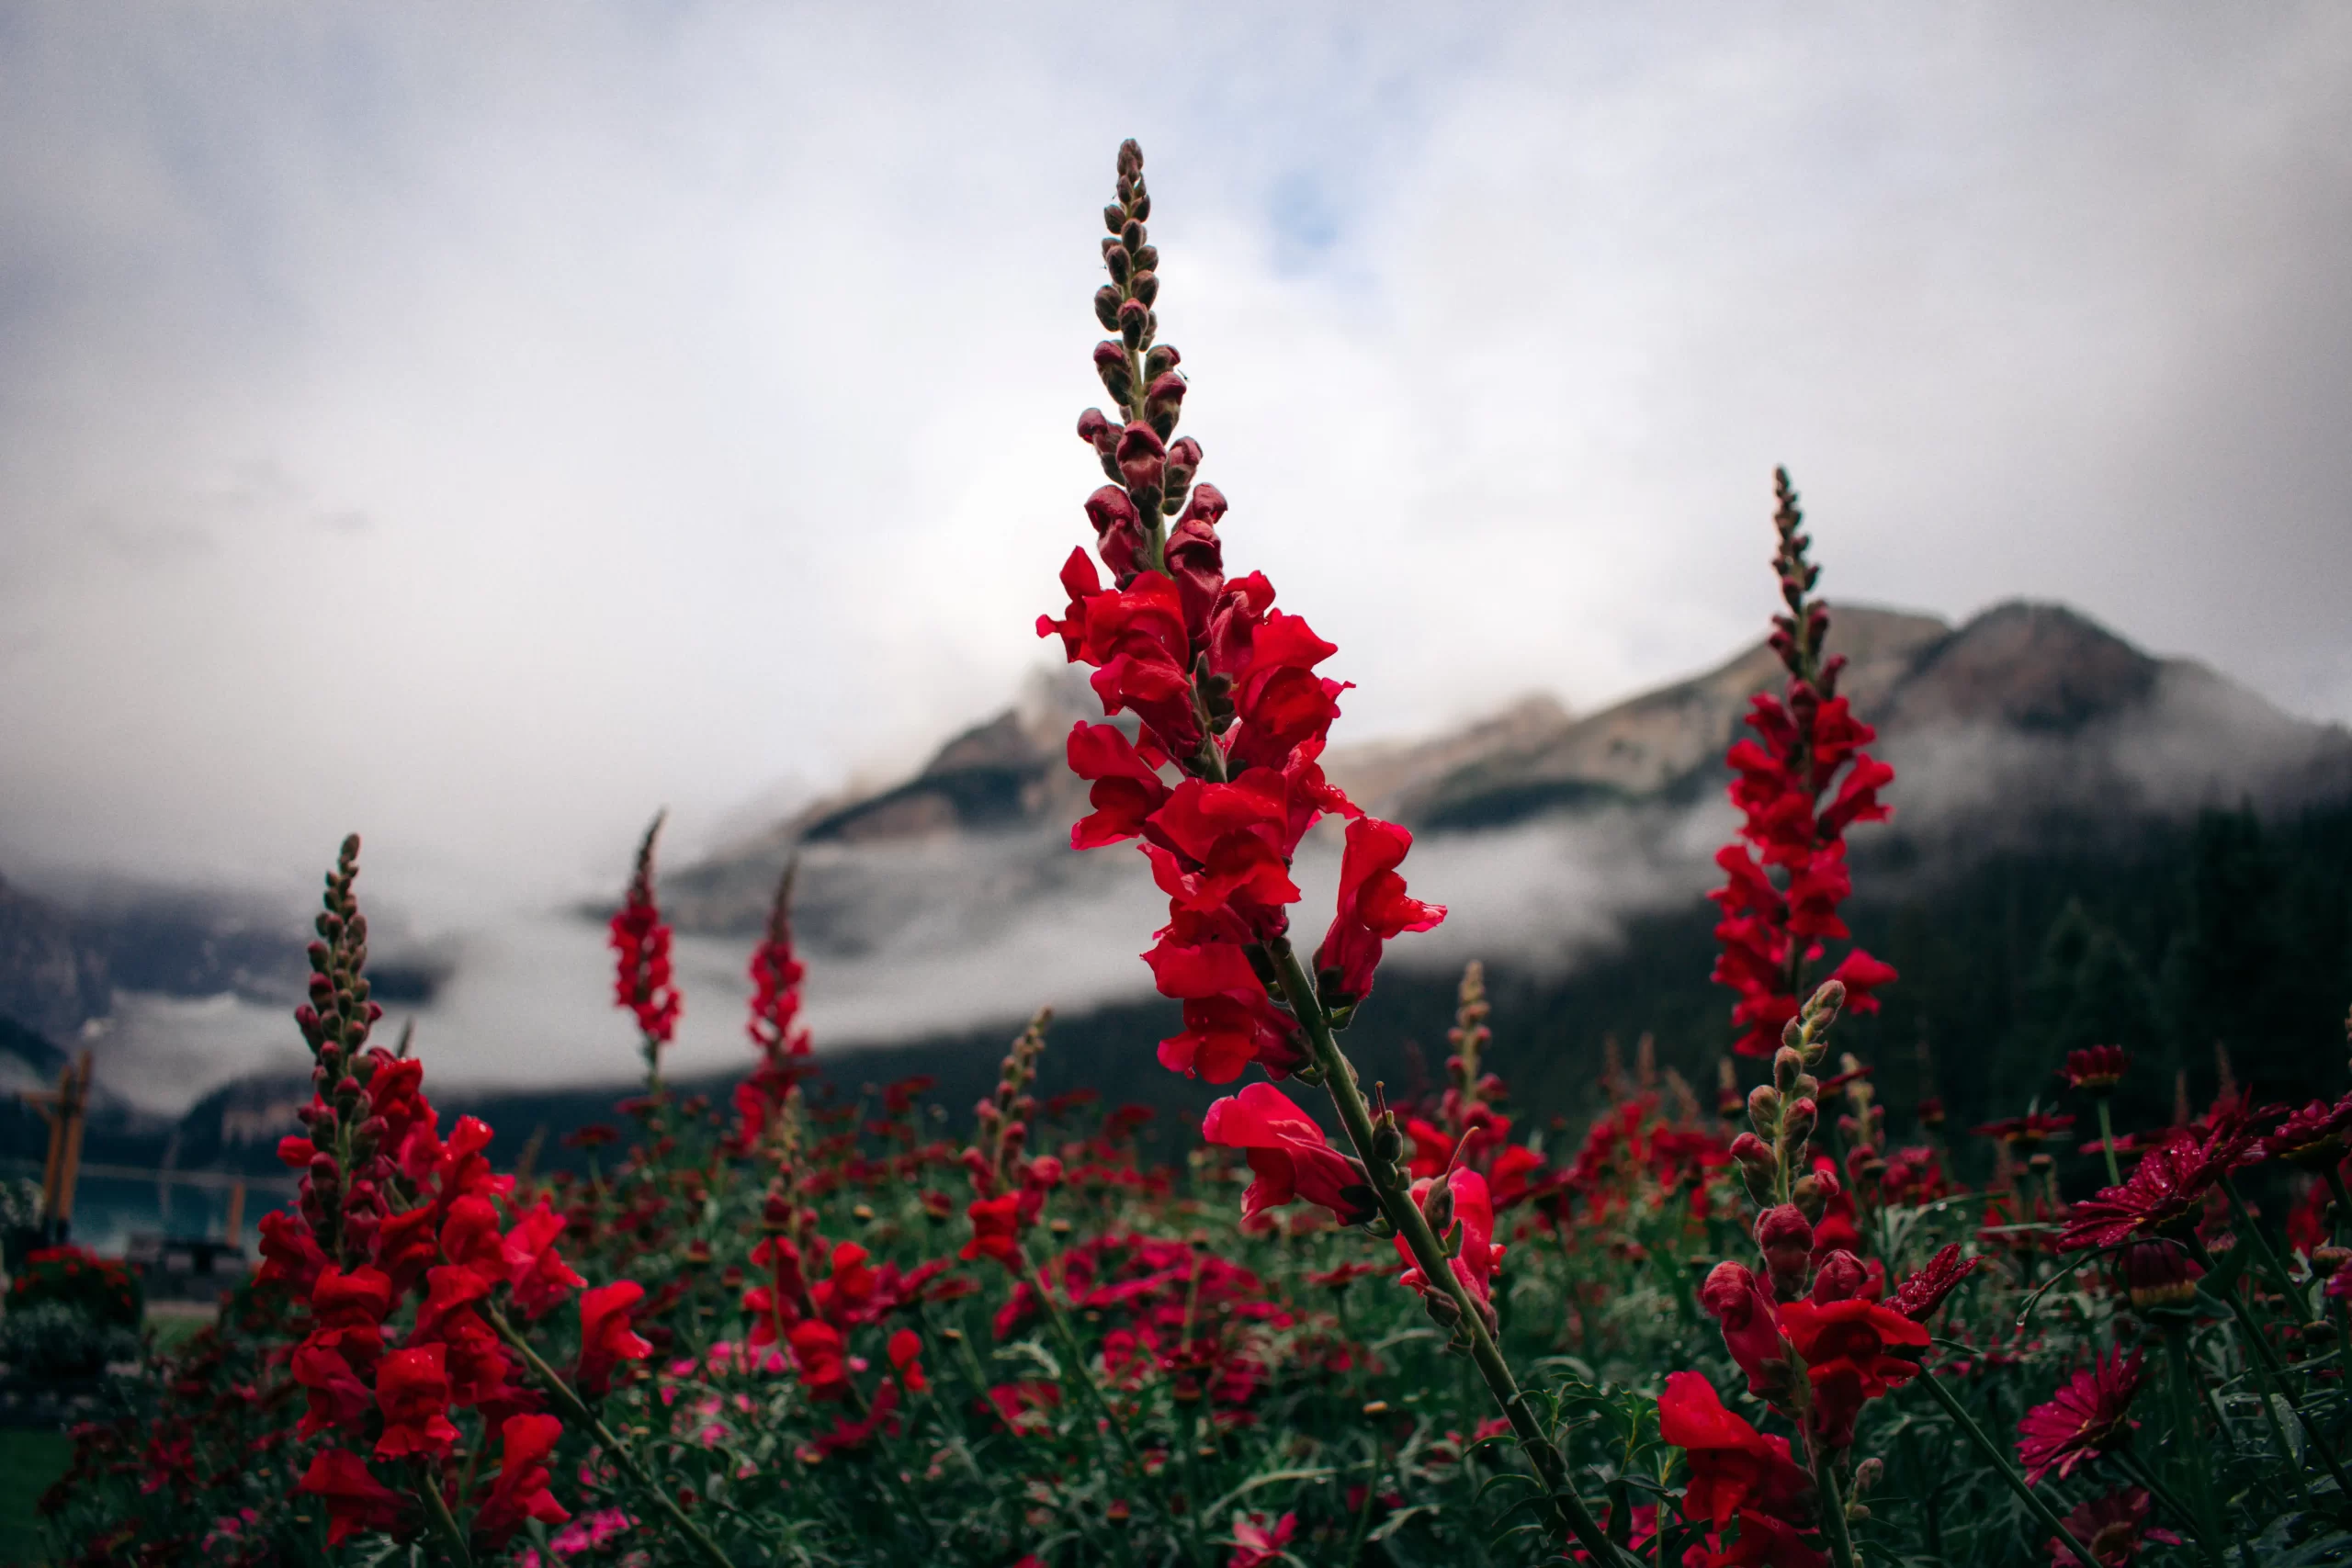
[1439,960,1509,1145]
[267,837,650,1551]
[959,1010,1066,1266]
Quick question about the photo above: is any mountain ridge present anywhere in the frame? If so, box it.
[664,597,2352,936]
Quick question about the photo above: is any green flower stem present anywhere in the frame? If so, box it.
[2160,1321,2230,1567]
[1811,1448,1860,1568]
[2222,1181,2309,1318]
[413,1458,477,1567]
[2094,1099,2122,1188]
[1266,936,1645,1568]
[2187,1235,2352,1506]
[1913,1370,2102,1568]
[484,1306,741,1568]
[1018,1241,1207,1568]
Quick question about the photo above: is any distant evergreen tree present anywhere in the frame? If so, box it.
[2165,806,2316,1103]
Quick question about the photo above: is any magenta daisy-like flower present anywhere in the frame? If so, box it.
[2260,1090,2352,1169]
[2056,1109,2270,1251]
[1888,1243,1982,1324]
[2048,1487,2181,1566]
[2018,1351,2144,1485]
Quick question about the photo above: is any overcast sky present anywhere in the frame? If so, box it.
[3,3,2348,914]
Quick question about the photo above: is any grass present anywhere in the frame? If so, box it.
[0,1428,68,1565]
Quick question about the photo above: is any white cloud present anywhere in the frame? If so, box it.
[0,0,2347,934]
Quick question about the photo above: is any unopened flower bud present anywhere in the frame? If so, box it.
[1756,1204,1814,1300]
[1370,1114,1404,1168]
[1782,1096,1817,1146]
[1143,344,1180,379]
[1093,286,1121,331]
[1422,1291,1461,1327]
[1143,371,1186,439]
[1132,269,1159,306]
[1811,1249,1865,1303]
[1092,340,1131,402]
[1791,1167,1837,1224]
[2120,1239,2203,1308]
[1772,1046,1804,1092]
[1420,1179,1453,1236]
[1117,138,1143,177]
[1120,218,1145,253]
[1102,203,1125,236]
[2312,1246,2349,1279]
[1118,297,1149,349]
[1133,244,1158,273]
[1101,240,1130,285]
[1852,1458,1883,1495]
[1747,1084,1781,1138]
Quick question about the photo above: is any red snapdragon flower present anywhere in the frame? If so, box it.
[1657,1371,1815,1533]
[1202,1082,1379,1228]
[886,1328,928,1394]
[609,815,681,1049]
[1314,817,1446,1013]
[573,1281,653,1399]
[962,1194,1023,1265]
[1393,1167,1502,1310]
[473,1413,569,1545]
[2017,1351,2144,1485]
[1774,1295,1930,1448]
[373,1345,459,1461]
[1707,472,1896,1057]
[297,1450,408,1545]
[502,1199,586,1320]
[1045,142,1442,1093]
[1701,1261,1794,1402]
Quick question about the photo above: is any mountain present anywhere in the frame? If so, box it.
[668,599,2352,942]
[1329,602,2352,833]
[0,872,109,1042]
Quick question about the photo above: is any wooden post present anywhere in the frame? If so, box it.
[224,1180,246,1248]
[56,1052,91,1227]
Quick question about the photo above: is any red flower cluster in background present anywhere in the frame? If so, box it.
[734,860,813,1149]
[1709,471,1896,1057]
[265,838,647,1550]
[609,813,683,1065]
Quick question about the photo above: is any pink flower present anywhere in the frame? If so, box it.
[2017,1352,2144,1485]
[1227,1510,1296,1568]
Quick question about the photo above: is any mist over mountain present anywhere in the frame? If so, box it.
[3,594,2347,1168]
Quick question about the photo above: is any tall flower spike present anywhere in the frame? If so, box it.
[610,810,682,1081]
[1708,470,1897,1057]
